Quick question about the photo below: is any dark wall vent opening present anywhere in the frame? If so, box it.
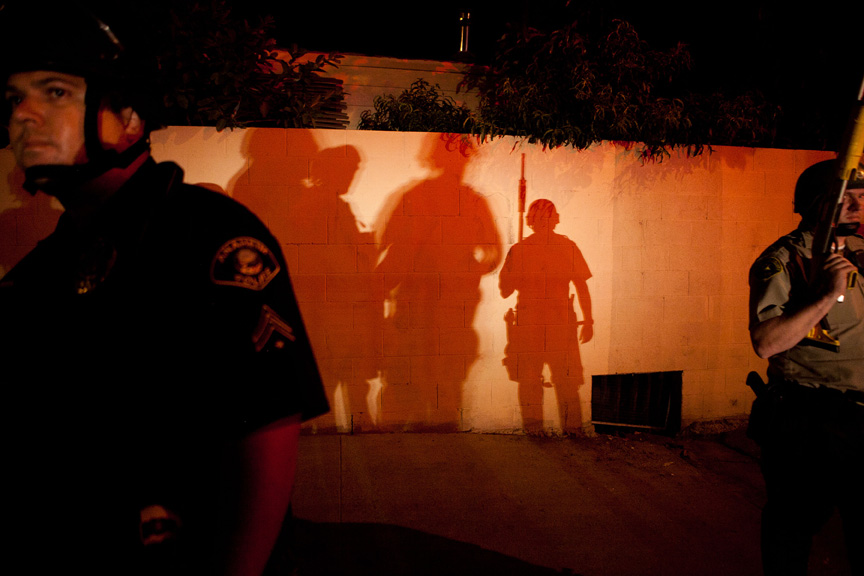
[591,371,683,436]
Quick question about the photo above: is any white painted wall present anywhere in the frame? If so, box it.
[0,127,831,433]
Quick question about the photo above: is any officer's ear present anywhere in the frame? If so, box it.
[119,107,144,141]
[99,105,145,153]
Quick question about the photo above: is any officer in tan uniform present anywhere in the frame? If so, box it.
[748,160,864,576]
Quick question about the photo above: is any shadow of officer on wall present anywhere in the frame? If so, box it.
[231,131,379,432]
[499,199,593,433]
[375,133,501,429]
[311,145,382,430]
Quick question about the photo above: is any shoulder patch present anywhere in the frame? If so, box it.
[754,256,784,281]
[211,237,280,291]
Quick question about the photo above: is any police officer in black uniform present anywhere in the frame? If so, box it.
[1,3,328,575]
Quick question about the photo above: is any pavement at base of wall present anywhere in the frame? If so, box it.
[287,425,852,576]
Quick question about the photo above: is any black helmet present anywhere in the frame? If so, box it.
[1,3,121,80]
[1,1,161,193]
[794,159,864,219]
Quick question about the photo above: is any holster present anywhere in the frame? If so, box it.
[745,371,769,445]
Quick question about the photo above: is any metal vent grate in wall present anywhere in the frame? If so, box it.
[591,371,682,435]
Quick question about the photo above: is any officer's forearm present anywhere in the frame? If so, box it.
[217,415,302,576]
[573,280,592,323]
[750,292,839,358]
[752,252,858,357]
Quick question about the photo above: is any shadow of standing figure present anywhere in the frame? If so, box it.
[499,199,593,433]
[375,134,501,430]
[231,130,379,432]
[313,145,383,430]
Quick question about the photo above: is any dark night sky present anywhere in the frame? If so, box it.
[243,0,862,148]
[127,1,863,137]
[251,0,859,80]
[13,0,857,148]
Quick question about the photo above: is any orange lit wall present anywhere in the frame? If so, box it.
[0,128,833,433]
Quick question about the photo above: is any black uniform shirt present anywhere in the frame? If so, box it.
[0,159,328,574]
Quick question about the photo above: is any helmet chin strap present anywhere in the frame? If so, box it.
[836,222,860,237]
[22,136,150,197]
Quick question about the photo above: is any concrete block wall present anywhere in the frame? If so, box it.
[0,128,833,434]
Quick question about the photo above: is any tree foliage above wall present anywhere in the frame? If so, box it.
[466,20,779,160]
[359,19,780,162]
[154,0,345,130]
[358,80,473,133]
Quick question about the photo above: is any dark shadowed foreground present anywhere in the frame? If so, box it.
[289,428,851,576]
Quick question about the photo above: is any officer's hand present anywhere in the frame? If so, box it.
[579,322,594,344]
[820,253,857,298]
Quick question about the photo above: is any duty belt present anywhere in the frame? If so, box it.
[767,375,864,407]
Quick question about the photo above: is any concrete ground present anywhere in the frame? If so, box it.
[289,427,852,576]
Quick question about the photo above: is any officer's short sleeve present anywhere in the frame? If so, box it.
[186,190,329,436]
[749,254,791,326]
